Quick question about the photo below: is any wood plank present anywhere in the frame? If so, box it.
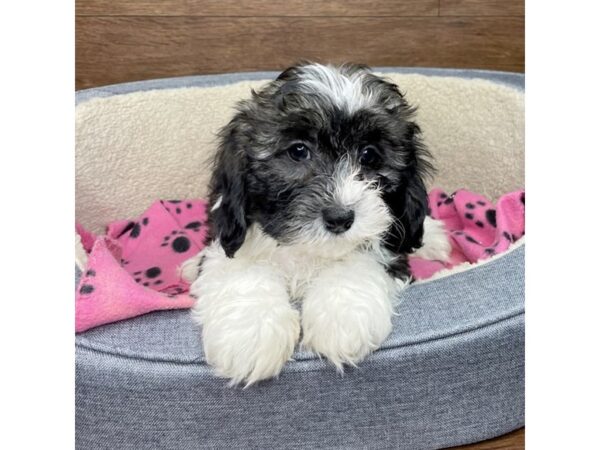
[76,0,439,17]
[450,428,524,449]
[76,16,524,89]
[440,0,524,16]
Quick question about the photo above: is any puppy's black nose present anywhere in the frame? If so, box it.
[322,207,355,234]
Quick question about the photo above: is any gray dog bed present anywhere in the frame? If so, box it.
[75,68,524,449]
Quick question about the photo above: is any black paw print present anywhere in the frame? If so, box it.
[503,231,521,243]
[437,192,456,207]
[161,200,187,215]
[163,285,187,297]
[79,269,96,296]
[184,221,203,233]
[161,230,192,253]
[133,266,164,287]
[485,209,497,227]
[118,216,150,239]
[464,234,480,244]
[462,200,497,229]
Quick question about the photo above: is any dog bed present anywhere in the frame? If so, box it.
[75,68,524,449]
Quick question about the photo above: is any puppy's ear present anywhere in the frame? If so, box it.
[209,122,250,258]
[384,122,433,254]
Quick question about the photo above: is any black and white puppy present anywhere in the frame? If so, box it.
[184,63,450,385]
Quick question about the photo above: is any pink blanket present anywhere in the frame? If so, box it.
[410,189,525,279]
[76,200,208,332]
[76,190,524,332]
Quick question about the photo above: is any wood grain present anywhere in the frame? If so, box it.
[76,16,524,89]
[440,0,524,16]
[76,0,438,17]
[450,428,524,449]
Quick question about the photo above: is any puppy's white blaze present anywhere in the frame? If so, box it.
[298,63,375,114]
[331,163,393,242]
[331,163,366,206]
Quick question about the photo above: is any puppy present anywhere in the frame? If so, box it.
[184,63,450,385]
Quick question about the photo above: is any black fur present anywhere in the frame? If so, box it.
[380,122,432,278]
[206,62,434,278]
[208,123,250,257]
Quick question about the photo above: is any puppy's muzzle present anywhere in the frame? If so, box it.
[322,207,355,234]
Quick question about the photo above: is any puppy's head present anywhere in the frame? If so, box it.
[209,63,433,261]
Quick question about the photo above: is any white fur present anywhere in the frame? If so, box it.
[189,217,402,385]
[210,195,222,212]
[301,251,403,370]
[190,238,301,387]
[413,217,452,262]
[180,252,203,284]
[298,64,376,114]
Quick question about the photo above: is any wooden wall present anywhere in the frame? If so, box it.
[75,0,524,89]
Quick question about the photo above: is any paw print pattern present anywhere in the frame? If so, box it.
[78,269,96,296]
[133,266,164,287]
[502,231,520,243]
[118,216,151,240]
[485,209,497,227]
[464,234,479,244]
[423,190,524,275]
[163,285,188,297]
[161,230,192,253]
[460,198,497,230]
[436,191,456,207]
[458,232,499,258]
[184,221,203,232]
[160,200,190,215]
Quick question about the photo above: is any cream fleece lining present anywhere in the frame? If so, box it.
[76,73,524,275]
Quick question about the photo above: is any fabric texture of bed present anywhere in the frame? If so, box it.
[75,68,524,449]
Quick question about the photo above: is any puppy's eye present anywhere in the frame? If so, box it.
[359,146,379,166]
[287,143,311,161]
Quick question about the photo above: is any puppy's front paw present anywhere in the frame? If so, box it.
[197,296,300,386]
[302,300,393,370]
[301,255,396,371]
[190,250,302,386]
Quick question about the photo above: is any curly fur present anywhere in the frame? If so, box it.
[186,62,445,385]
